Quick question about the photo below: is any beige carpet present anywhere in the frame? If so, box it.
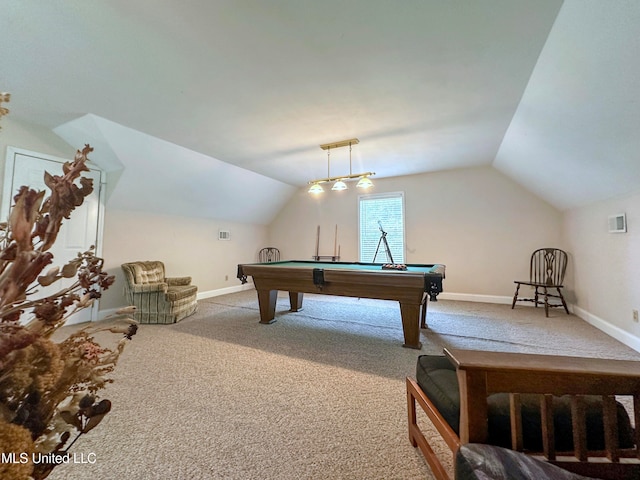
[47,291,640,480]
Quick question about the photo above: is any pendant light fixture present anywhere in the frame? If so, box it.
[331,179,348,191]
[307,138,375,194]
[308,182,324,194]
[356,175,373,189]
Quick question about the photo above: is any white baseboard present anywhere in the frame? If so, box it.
[97,307,128,321]
[438,292,576,313]
[197,283,254,300]
[438,292,514,304]
[572,306,640,353]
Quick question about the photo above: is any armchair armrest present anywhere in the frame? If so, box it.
[166,276,192,286]
[130,282,168,294]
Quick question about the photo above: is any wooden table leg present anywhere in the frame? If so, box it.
[399,302,422,349]
[256,289,277,324]
[289,291,304,312]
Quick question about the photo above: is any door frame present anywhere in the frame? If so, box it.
[1,146,106,322]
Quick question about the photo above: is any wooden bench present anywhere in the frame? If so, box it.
[407,348,640,480]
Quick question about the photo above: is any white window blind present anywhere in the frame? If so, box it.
[359,192,405,263]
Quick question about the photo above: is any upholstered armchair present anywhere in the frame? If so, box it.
[121,261,198,324]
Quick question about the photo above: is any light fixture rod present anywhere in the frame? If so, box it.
[308,171,375,185]
[319,138,359,150]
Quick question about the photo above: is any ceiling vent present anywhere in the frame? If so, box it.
[218,230,231,240]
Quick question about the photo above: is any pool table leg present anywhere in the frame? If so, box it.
[256,289,278,324]
[289,292,304,312]
[399,302,422,349]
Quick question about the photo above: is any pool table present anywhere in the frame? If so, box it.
[237,260,445,349]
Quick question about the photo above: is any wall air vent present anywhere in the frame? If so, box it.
[608,213,626,233]
[218,230,231,240]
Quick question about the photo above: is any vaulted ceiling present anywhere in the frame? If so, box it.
[2,1,639,223]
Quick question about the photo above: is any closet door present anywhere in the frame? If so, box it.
[2,147,104,324]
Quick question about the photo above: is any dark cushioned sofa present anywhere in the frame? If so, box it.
[407,348,640,480]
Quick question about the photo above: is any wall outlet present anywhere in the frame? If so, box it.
[634,309,639,322]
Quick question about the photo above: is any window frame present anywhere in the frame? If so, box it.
[358,191,406,264]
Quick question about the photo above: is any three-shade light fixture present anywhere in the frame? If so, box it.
[307,138,375,194]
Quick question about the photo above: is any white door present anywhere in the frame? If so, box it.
[1,147,105,324]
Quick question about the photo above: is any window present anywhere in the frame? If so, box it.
[359,192,405,263]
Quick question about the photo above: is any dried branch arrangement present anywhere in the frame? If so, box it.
[0,92,137,480]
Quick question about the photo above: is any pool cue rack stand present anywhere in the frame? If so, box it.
[312,225,341,262]
[312,255,341,262]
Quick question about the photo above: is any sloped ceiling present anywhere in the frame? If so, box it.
[53,114,296,224]
[495,0,640,210]
[2,1,638,218]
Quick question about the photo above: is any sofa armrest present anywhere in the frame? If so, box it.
[408,349,640,480]
[166,276,192,286]
[130,282,168,294]
[444,348,640,478]
[444,348,640,445]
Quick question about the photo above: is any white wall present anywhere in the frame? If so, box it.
[100,208,266,311]
[268,166,564,300]
[0,117,267,314]
[563,192,640,350]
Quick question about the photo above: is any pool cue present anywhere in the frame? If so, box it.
[315,225,320,260]
[334,224,338,257]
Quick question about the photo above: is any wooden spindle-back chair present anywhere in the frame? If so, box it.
[512,248,569,317]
